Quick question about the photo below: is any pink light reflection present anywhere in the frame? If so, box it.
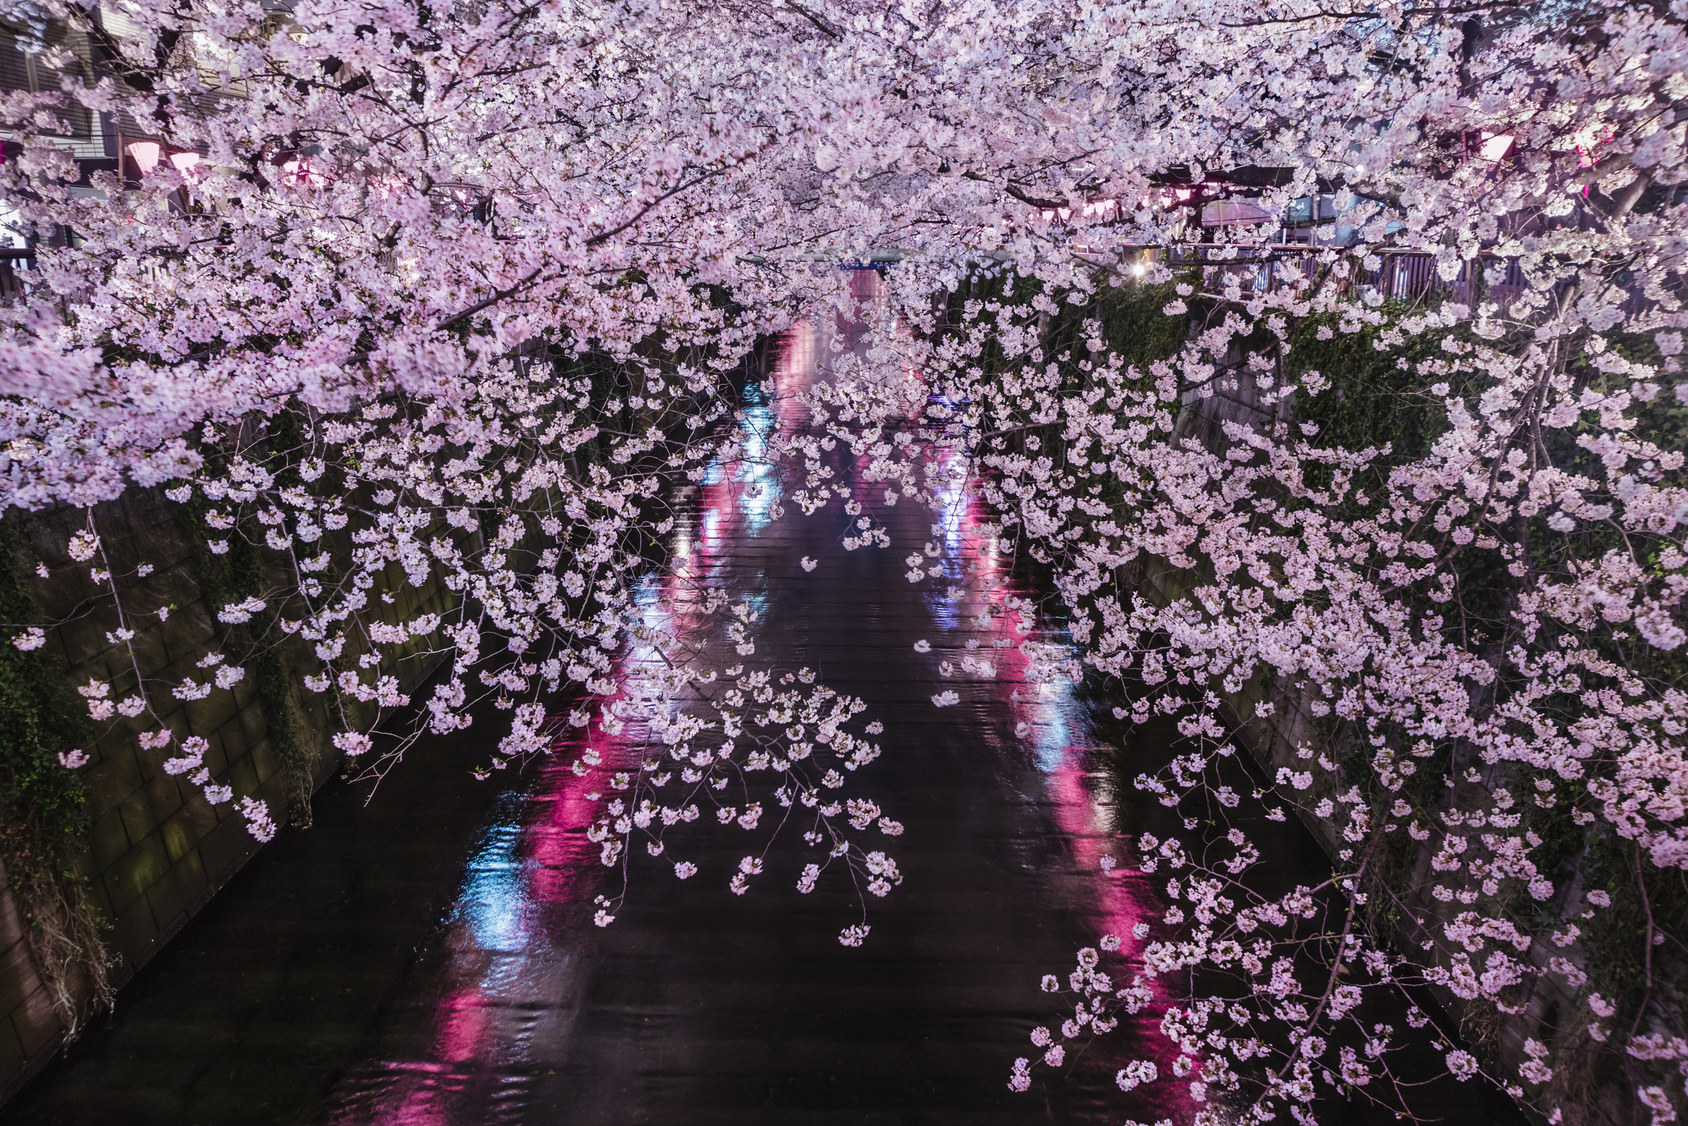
[432,988,491,1063]
[335,534,710,1123]
[945,479,1197,1121]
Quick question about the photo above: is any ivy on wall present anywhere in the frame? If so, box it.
[0,520,109,1030]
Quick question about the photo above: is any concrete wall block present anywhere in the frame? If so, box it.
[118,486,165,525]
[151,704,190,743]
[194,814,259,889]
[81,747,142,824]
[207,725,241,774]
[0,862,50,1096]
[124,623,173,682]
[158,795,218,865]
[180,689,239,737]
[154,650,207,699]
[97,532,147,580]
[0,883,22,956]
[230,674,255,713]
[236,699,267,752]
[0,1018,27,1098]
[56,613,119,672]
[263,752,292,799]
[96,493,140,545]
[29,563,89,622]
[107,893,165,971]
[126,737,168,789]
[162,602,219,661]
[20,514,71,570]
[116,773,188,849]
[142,850,208,941]
[124,519,195,581]
[100,831,169,920]
[138,564,201,624]
[77,650,129,697]
[9,984,63,1060]
[0,940,42,1020]
[85,808,132,874]
[223,749,264,799]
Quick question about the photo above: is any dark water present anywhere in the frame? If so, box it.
[7,296,1522,1126]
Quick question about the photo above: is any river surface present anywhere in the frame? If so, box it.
[7,280,1521,1126]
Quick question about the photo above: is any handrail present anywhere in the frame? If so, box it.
[1073,240,1555,312]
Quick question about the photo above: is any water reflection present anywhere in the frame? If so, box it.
[11,275,1205,1126]
[313,282,1186,1123]
[913,436,1196,1126]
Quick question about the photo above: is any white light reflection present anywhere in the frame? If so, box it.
[455,816,530,952]
[1032,699,1072,775]
[320,327,805,1126]
[733,390,782,533]
[924,453,970,631]
[942,478,1196,1123]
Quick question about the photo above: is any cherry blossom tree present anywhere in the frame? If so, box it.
[2,0,1686,1121]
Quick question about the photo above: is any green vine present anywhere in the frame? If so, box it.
[0,518,110,1031]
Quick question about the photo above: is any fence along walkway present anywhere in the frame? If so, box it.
[1088,241,1536,312]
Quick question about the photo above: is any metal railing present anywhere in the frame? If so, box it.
[1092,242,1534,311]
[0,249,32,302]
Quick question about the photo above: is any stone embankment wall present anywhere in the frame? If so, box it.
[0,485,458,1103]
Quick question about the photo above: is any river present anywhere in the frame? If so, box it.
[7,277,1521,1126]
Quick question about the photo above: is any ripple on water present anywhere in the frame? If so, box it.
[7,296,1491,1126]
